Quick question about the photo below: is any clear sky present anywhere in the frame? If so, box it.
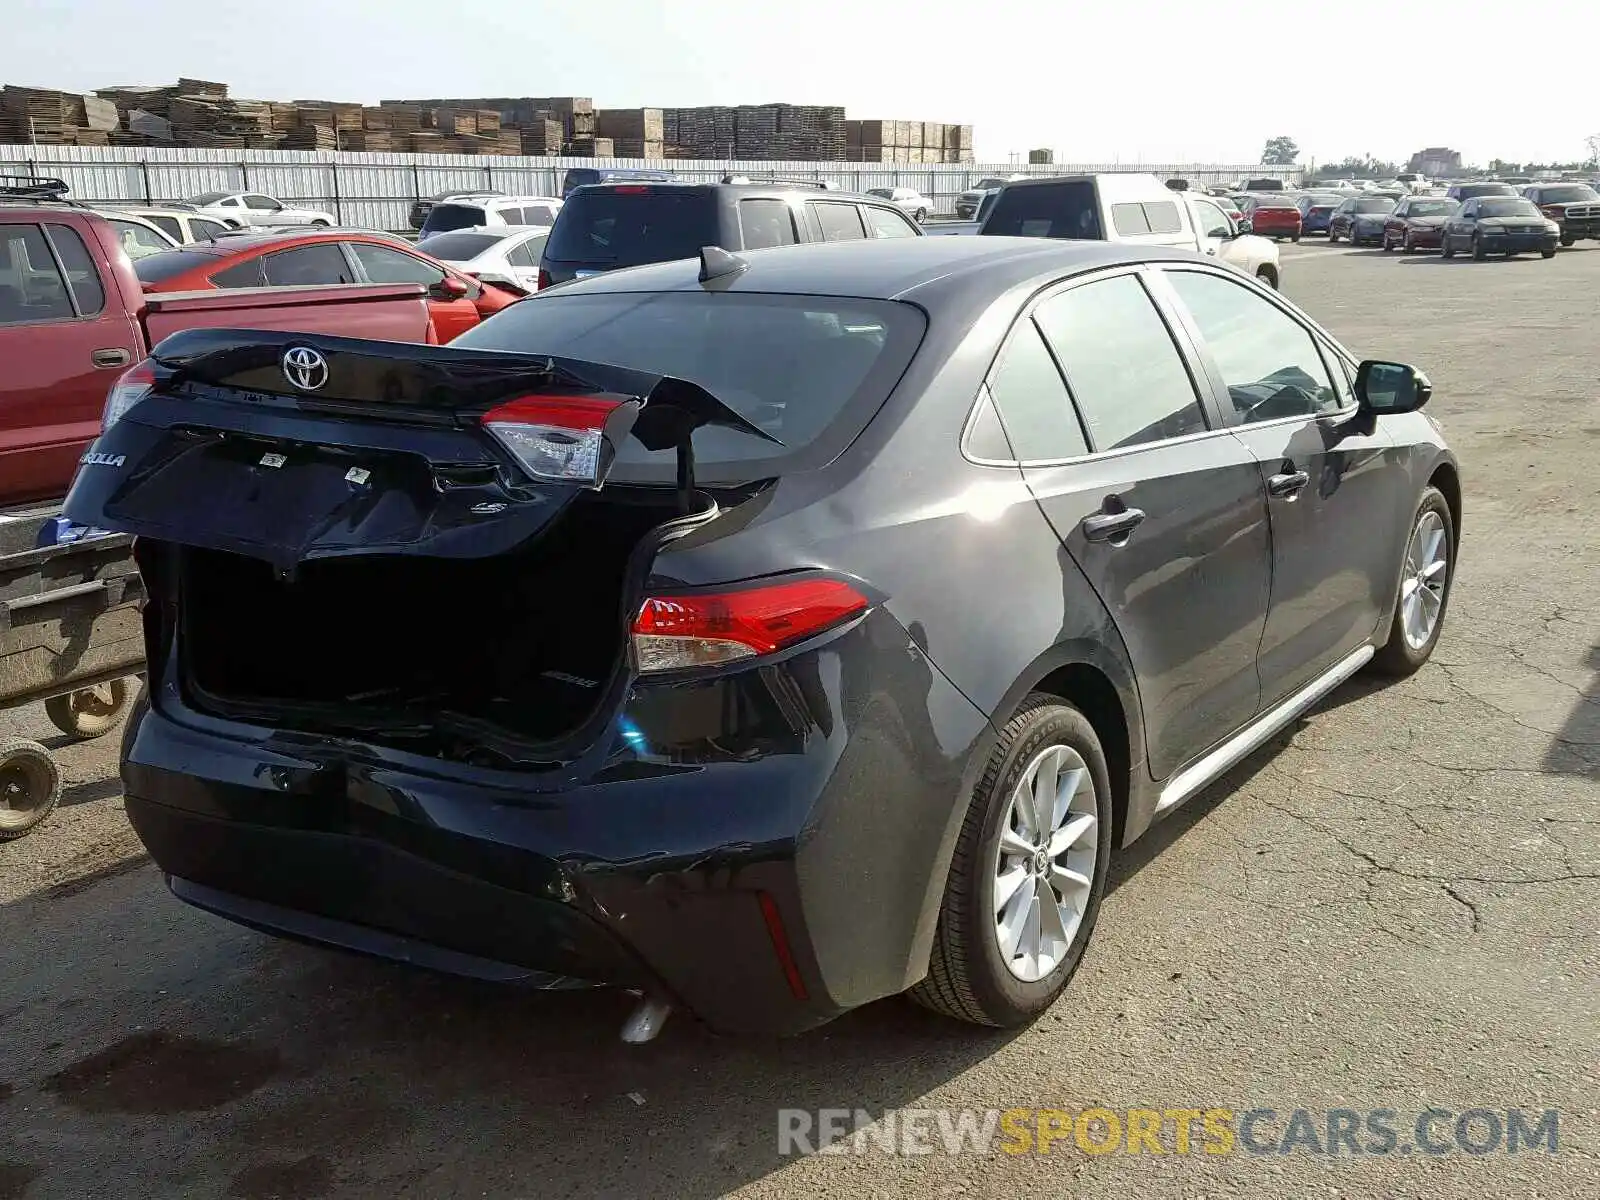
[10,0,1598,167]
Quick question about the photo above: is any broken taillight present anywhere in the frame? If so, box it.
[631,578,870,673]
[480,394,632,487]
[102,360,155,430]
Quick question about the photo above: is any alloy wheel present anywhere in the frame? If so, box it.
[1400,510,1449,650]
[992,744,1099,982]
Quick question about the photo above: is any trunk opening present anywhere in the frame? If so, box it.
[177,490,701,760]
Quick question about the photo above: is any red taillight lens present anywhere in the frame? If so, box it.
[631,578,870,672]
[612,185,650,194]
[481,394,624,486]
[102,359,155,430]
[536,267,552,291]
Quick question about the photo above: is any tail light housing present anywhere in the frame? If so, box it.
[480,393,637,487]
[536,267,552,291]
[1541,205,1566,220]
[102,359,155,430]
[632,577,870,673]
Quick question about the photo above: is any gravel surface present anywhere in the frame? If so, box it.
[1,241,1596,1199]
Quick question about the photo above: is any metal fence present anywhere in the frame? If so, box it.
[0,144,1297,229]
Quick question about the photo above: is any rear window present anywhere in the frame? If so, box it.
[420,203,490,234]
[545,191,719,268]
[416,231,506,260]
[133,248,225,284]
[451,291,926,484]
[982,181,1102,239]
[1535,185,1598,204]
[1353,199,1393,213]
[1245,179,1284,191]
[1406,201,1456,217]
[1457,184,1515,199]
[1256,198,1299,210]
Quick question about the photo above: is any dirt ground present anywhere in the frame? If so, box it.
[1,240,1596,1199]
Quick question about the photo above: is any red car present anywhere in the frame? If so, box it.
[132,230,517,342]
[1237,195,1302,242]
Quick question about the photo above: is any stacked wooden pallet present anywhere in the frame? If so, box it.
[0,86,93,144]
[596,108,664,159]
[519,118,563,156]
[564,136,614,158]
[846,119,974,163]
[660,104,846,160]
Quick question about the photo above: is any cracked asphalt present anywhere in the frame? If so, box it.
[1,241,1596,1199]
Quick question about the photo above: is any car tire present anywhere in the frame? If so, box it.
[909,695,1114,1028]
[1559,234,1574,247]
[1381,232,1394,252]
[311,219,331,227]
[1472,234,1486,260]
[0,738,62,841]
[915,208,927,224]
[1255,265,1278,289]
[1370,486,1454,678]
[1541,247,1557,259]
[1328,226,1340,243]
[1403,232,1416,253]
[43,677,132,740]
[1291,232,1301,242]
[1441,233,1455,258]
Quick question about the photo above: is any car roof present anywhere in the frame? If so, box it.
[541,237,1203,307]
[572,180,891,203]
[159,229,395,256]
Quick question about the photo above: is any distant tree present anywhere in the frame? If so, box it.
[1262,136,1300,165]
[1487,158,1521,175]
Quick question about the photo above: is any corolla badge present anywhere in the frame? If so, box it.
[79,452,125,467]
[281,346,330,391]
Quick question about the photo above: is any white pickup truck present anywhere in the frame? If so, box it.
[927,172,1283,289]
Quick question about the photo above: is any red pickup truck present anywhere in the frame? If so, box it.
[1,204,439,507]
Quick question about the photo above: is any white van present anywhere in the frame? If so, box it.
[418,194,564,238]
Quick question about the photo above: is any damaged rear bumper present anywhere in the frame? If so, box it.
[121,611,989,1036]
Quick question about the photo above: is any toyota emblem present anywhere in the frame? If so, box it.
[282,346,329,391]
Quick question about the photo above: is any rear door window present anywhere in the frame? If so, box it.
[1143,201,1182,234]
[108,219,172,261]
[0,224,76,324]
[424,204,491,234]
[983,320,1089,461]
[191,218,228,241]
[1034,273,1207,451]
[982,181,1102,239]
[812,201,866,241]
[545,190,719,267]
[1111,203,1151,235]
[506,237,545,267]
[261,244,356,286]
[44,224,106,316]
[739,199,798,249]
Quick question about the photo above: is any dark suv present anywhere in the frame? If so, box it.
[538,180,923,287]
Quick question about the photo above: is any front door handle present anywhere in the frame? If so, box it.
[1268,469,1311,498]
[91,347,132,369]
[1082,506,1147,543]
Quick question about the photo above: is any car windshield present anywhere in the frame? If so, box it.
[1354,199,1393,213]
[451,291,926,483]
[1460,184,1515,198]
[866,188,893,199]
[973,178,1011,190]
[415,231,506,260]
[133,248,225,283]
[1480,199,1540,217]
[544,190,719,267]
[187,192,230,205]
[1304,195,1342,206]
[1536,185,1599,203]
[1407,201,1456,217]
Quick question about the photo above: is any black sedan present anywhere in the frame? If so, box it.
[1441,197,1560,259]
[1381,197,1460,252]
[1327,196,1398,245]
[64,238,1460,1039]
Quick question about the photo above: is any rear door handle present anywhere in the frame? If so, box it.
[1268,469,1311,498]
[91,348,132,369]
[1082,507,1147,543]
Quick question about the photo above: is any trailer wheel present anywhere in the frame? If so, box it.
[0,739,62,840]
[44,678,132,740]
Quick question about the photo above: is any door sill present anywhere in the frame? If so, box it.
[1154,644,1374,816]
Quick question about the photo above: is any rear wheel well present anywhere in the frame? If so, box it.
[1428,461,1462,546]
[1255,263,1279,288]
[1030,664,1130,848]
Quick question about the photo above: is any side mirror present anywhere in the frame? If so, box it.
[1355,360,1431,414]
[434,275,470,299]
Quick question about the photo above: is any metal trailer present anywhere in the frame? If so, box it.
[0,506,144,840]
